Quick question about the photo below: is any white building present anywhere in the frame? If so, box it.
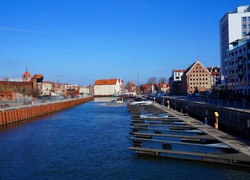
[172,69,186,81]
[94,78,123,97]
[79,86,90,95]
[220,5,250,82]
[206,66,221,88]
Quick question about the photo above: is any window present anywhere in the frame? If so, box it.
[242,24,247,29]
[248,17,250,21]
[242,17,247,21]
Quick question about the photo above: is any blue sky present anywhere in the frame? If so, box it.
[0,0,250,85]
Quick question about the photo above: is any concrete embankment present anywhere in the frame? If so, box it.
[159,97,250,139]
[0,96,94,126]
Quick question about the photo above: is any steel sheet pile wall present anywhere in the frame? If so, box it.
[0,97,93,125]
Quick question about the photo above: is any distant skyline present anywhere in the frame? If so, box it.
[1,0,250,85]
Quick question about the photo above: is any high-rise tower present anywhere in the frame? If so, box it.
[219,5,250,83]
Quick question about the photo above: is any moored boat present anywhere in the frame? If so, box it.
[140,112,168,119]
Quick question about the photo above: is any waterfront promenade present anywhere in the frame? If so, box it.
[0,96,94,126]
[155,103,250,156]
[128,102,250,167]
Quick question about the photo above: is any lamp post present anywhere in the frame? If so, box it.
[22,88,25,105]
[50,90,52,102]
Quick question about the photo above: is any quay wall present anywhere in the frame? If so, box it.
[0,96,94,126]
[159,97,250,139]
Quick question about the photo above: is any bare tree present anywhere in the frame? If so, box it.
[158,77,167,84]
[147,77,157,84]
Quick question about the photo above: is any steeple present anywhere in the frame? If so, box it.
[22,68,31,82]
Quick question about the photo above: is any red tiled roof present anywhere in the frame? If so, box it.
[174,69,186,73]
[23,70,31,77]
[141,84,149,88]
[32,74,43,79]
[94,79,119,85]
[128,82,136,86]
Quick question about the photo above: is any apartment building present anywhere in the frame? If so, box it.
[220,5,250,82]
[226,38,250,95]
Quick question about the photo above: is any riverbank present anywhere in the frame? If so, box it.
[0,96,94,126]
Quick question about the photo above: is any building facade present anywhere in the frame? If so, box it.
[94,78,123,97]
[220,5,250,82]
[125,81,136,93]
[207,66,221,89]
[181,60,211,94]
[169,69,185,95]
[225,38,250,96]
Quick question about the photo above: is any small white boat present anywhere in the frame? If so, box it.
[130,101,153,105]
[116,98,123,104]
[140,112,168,119]
[106,98,127,106]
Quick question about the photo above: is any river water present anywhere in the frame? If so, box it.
[0,98,250,179]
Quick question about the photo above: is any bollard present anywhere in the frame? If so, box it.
[204,117,208,125]
[214,112,219,129]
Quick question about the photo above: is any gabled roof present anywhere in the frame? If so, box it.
[183,60,210,75]
[141,84,150,89]
[127,81,136,87]
[94,79,119,85]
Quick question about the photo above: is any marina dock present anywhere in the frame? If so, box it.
[127,102,250,167]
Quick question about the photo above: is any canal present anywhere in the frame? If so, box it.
[0,98,250,179]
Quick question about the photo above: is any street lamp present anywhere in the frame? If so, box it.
[22,88,25,105]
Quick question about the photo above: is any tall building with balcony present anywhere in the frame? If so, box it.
[220,5,250,83]
[226,38,250,96]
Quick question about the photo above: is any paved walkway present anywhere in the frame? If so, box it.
[154,103,250,157]
[0,96,89,110]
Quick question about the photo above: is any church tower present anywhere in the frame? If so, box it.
[22,68,31,82]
